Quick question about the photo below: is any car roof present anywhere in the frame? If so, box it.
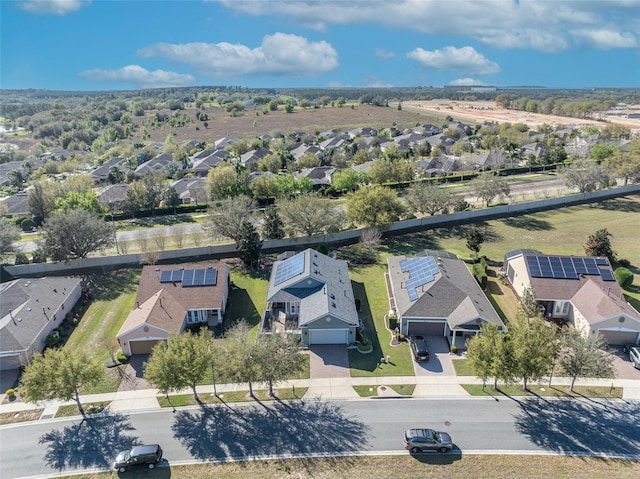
[406,428,435,438]
[131,445,160,455]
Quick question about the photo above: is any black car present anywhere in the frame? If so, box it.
[404,428,453,453]
[409,335,430,361]
[113,444,163,472]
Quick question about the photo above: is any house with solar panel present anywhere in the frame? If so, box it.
[504,250,640,345]
[263,248,359,346]
[116,263,230,356]
[386,251,505,349]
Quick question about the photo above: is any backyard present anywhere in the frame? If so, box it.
[50,194,640,393]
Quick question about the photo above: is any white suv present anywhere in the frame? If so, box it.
[623,344,640,369]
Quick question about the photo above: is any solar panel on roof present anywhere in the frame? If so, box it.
[204,268,217,285]
[172,270,183,282]
[572,258,587,274]
[181,269,194,286]
[160,271,172,283]
[595,258,608,266]
[403,256,440,302]
[600,269,616,281]
[584,258,600,275]
[194,269,205,285]
[274,252,305,285]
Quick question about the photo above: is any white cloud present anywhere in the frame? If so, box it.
[374,49,396,59]
[79,65,195,88]
[570,29,638,49]
[407,46,500,75]
[17,0,90,15]
[449,78,487,86]
[210,0,639,52]
[137,33,338,78]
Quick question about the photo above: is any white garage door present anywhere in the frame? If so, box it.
[309,329,348,345]
[598,330,639,346]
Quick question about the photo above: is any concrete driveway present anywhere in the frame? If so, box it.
[412,336,456,376]
[308,345,350,379]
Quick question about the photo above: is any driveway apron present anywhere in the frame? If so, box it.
[309,345,350,379]
[412,336,456,376]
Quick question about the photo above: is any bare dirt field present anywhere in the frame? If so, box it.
[402,100,640,132]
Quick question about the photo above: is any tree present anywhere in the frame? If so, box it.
[162,185,180,212]
[589,143,617,163]
[470,173,510,207]
[405,182,454,216]
[466,323,503,389]
[203,195,256,242]
[0,218,21,259]
[236,220,262,269]
[277,193,343,236]
[20,348,105,415]
[250,174,280,201]
[520,287,539,319]
[54,191,107,216]
[262,205,285,239]
[465,227,485,257]
[346,185,405,228]
[144,329,213,402]
[255,334,305,397]
[508,311,558,390]
[27,181,57,223]
[123,180,146,216]
[562,159,609,193]
[557,327,614,391]
[583,228,615,262]
[142,170,166,213]
[206,163,249,200]
[331,168,367,193]
[222,320,261,397]
[41,209,114,260]
[605,141,640,185]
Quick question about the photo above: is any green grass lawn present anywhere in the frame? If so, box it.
[157,387,309,407]
[353,384,416,397]
[461,384,623,399]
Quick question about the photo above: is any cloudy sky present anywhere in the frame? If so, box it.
[1,0,639,91]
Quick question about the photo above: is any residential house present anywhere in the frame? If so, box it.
[135,152,174,176]
[0,192,29,218]
[168,178,207,204]
[89,157,129,183]
[295,166,338,189]
[190,149,229,177]
[291,143,323,161]
[240,147,272,169]
[0,276,83,370]
[504,250,640,345]
[386,251,505,348]
[262,248,359,346]
[97,183,129,212]
[116,262,230,356]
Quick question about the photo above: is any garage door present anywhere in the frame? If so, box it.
[309,329,348,345]
[598,330,639,346]
[407,321,445,337]
[0,355,22,371]
[130,340,162,355]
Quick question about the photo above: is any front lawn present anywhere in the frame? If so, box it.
[461,384,623,399]
[157,387,309,407]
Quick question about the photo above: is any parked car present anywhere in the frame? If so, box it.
[113,444,163,472]
[409,335,430,361]
[622,344,640,369]
[404,428,453,453]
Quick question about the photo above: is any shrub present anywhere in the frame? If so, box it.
[45,333,60,348]
[388,315,398,330]
[472,263,487,288]
[450,345,458,354]
[116,351,129,363]
[20,218,35,231]
[614,267,634,289]
[6,388,15,397]
[14,253,29,265]
[316,243,329,255]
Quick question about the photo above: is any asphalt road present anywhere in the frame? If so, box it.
[1,397,639,479]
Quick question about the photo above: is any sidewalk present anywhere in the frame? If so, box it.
[2,375,639,421]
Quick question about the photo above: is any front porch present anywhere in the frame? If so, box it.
[259,307,301,336]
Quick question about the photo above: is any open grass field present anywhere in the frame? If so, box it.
[50,455,640,479]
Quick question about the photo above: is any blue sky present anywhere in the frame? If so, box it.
[1,0,639,91]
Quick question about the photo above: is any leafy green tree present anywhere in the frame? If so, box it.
[277,193,343,236]
[275,174,313,198]
[256,334,305,396]
[54,191,107,216]
[520,287,539,319]
[368,157,415,185]
[236,220,262,269]
[589,143,617,163]
[0,218,21,259]
[144,329,213,402]
[250,174,280,201]
[470,173,510,207]
[222,320,261,397]
[605,140,640,185]
[41,209,114,260]
[203,195,256,242]
[162,185,180,212]
[206,164,250,200]
[405,182,454,216]
[465,228,485,257]
[562,159,609,193]
[142,170,166,213]
[258,153,283,173]
[583,228,615,262]
[123,180,146,216]
[346,185,405,228]
[557,327,614,391]
[466,323,503,389]
[508,311,558,390]
[262,205,285,239]
[332,168,367,193]
[20,348,105,415]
